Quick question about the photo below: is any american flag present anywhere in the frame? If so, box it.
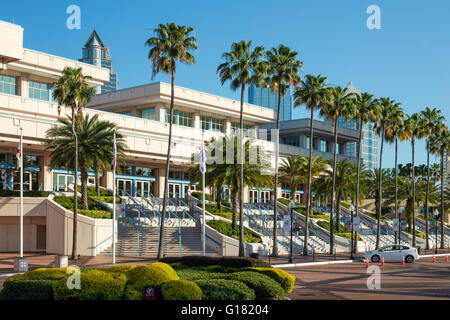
[199,140,206,174]
[16,143,21,172]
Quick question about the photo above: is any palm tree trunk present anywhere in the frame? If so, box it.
[72,108,78,260]
[412,137,416,247]
[95,168,101,197]
[303,105,315,256]
[440,150,445,249]
[80,170,89,210]
[336,193,341,233]
[355,119,363,251]
[239,83,245,257]
[425,140,430,249]
[395,138,399,244]
[231,191,238,230]
[157,63,175,260]
[216,184,222,211]
[330,117,338,254]
[376,128,384,249]
[272,83,282,257]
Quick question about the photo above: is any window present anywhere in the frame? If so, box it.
[135,167,155,177]
[201,116,210,130]
[283,136,299,147]
[169,170,184,180]
[0,154,6,163]
[24,156,39,167]
[320,140,327,152]
[0,75,16,95]
[121,112,133,116]
[178,111,193,127]
[141,108,156,120]
[119,166,133,175]
[29,81,49,101]
[232,122,252,137]
[211,118,224,132]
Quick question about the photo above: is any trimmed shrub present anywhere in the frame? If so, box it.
[225,271,285,300]
[160,256,271,268]
[0,280,55,300]
[90,196,121,204]
[161,280,202,300]
[149,262,178,279]
[174,268,234,282]
[317,220,346,233]
[78,210,112,219]
[0,190,47,197]
[195,279,255,300]
[206,220,261,243]
[53,196,105,211]
[191,192,214,202]
[336,232,362,240]
[77,186,112,197]
[53,269,127,300]
[245,268,296,294]
[104,264,136,274]
[124,265,179,300]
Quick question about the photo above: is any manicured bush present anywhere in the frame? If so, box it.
[225,271,285,300]
[161,280,202,300]
[174,268,234,282]
[77,185,112,196]
[191,192,215,202]
[336,232,362,240]
[104,264,136,274]
[245,267,296,294]
[195,279,255,300]
[0,280,55,300]
[53,269,127,300]
[78,210,112,219]
[53,196,105,211]
[207,220,261,243]
[310,214,330,221]
[124,265,179,300]
[0,190,48,197]
[149,262,179,280]
[90,196,121,204]
[161,256,271,268]
[317,220,346,233]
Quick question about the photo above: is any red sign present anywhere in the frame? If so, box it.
[144,287,156,300]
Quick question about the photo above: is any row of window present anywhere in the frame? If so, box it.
[0,75,16,95]
[0,154,39,167]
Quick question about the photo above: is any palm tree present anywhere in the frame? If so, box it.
[51,66,95,260]
[292,74,328,256]
[386,107,405,245]
[404,113,425,247]
[146,22,197,259]
[430,124,450,249]
[320,86,355,253]
[347,92,380,247]
[217,40,265,257]
[46,114,126,209]
[419,107,446,249]
[265,45,302,256]
[279,155,302,202]
[373,98,400,249]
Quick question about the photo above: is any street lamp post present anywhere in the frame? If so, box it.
[398,206,404,245]
[434,209,439,254]
[350,203,355,260]
[288,201,300,264]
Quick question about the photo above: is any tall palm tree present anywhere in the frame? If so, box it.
[217,40,265,257]
[349,92,380,247]
[51,66,95,260]
[279,155,302,202]
[292,74,328,256]
[404,113,425,247]
[46,114,126,209]
[146,22,198,259]
[385,107,405,245]
[419,107,446,249]
[373,98,399,249]
[320,86,355,253]
[430,124,450,249]
[265,45,302,256]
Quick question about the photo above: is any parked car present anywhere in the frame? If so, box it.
[366,245,419,263]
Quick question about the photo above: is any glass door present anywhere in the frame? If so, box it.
[117,179,132,196]
[261,191,270,203]
[136,181,151,197]
[169,183,181,199]
[249,190,258,203]
[0,170,6,190]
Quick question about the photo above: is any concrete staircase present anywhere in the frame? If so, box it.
[101,223,218,257]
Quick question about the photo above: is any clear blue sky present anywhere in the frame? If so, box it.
[1,0,449,168]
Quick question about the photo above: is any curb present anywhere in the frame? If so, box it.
[0,273,20,278]
[272,259,364,268]
[419,254,449,258]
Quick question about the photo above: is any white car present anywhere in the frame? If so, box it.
[366,245,420,263]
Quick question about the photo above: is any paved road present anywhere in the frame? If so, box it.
[285,257,450,300]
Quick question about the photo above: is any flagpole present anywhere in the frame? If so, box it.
[112,131,116,265]
[201,131,206,257]
[19,127,23,258]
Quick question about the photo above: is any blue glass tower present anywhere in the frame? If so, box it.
[248,84,292,122]
[79,30,118,94]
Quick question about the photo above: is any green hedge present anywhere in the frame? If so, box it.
[191,192,215,202]
[364,211,389,222]
[202,204,233,220]
[90,196,121,204]
[161,256,271,268]
[0,190,48,197]
[104,264,136,274]
[124,264,179,300]
[245,267,296,294]
[207,220,261,243]
[225,271,285,300]
[53,196,105,211]
[195,279,255,300]
[317,220,346,233]
[0,280,55,300]
[77,185,112,196]
[161,280,202,300]
[336,232,362,240]
[53,269,127,300]
[78,210,112,219]
[310,214,330,221]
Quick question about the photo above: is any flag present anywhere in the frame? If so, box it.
[16,143,21,172]
[199,141,206,174]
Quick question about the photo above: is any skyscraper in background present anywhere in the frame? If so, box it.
[79,30,118,94]
[248,84,292,121]
[346,82,378,170]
